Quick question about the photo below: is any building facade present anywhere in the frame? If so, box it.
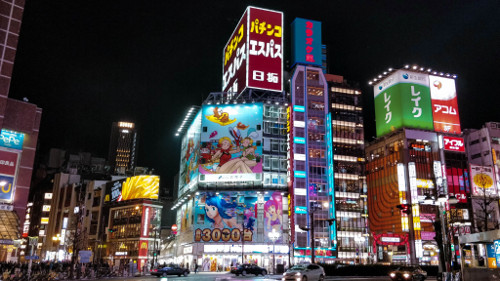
[108,121,138,174]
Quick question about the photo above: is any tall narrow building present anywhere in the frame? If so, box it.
[108,121,138,174]
[326,74,368,263]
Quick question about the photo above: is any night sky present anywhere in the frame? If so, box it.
[8,1,500,190]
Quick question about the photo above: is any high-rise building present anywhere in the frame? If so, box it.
[366,66,470,267]
[0,0,42,262]
[108,121,138,174]
[326,74,369,263]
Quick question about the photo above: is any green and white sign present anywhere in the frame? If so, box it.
[374,70,433,137]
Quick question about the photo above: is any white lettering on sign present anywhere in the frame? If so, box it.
[381,237,400,243]
[434,104,457,115]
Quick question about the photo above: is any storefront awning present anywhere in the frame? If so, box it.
[0,210,20,242]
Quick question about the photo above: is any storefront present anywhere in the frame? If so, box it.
[175,242,289,272]
[372,232,410,265]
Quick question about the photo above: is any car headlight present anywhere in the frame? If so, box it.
[283,273,287,276]
[389,273,395,277]
[295,272,301,276]
[403,273,410,278]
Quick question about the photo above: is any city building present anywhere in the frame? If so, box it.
[108,121,138,175]
[365,66,471,268]
[172,6,289,273]
[326,74,369,263]
[0,0,42,261]
[464,122,500,232]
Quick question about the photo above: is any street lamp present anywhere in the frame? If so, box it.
[268,229,279,274]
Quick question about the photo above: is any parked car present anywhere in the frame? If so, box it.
[231,264,267,276]
[151,265,190,277]
[282,264,325,281]
[389,266,427,281]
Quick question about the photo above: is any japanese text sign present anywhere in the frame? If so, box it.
[291,18,322,67]
[443,136,465,152]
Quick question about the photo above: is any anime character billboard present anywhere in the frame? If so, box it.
[199,103,262,182]
[179,110,201,192]
[193,191,283,243]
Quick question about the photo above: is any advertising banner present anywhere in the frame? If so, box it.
[0,150,18,176]
[374,70,433,137]
[138,240,148,257]
[179,111,201,194]
[105,175,159,202]
[199,103,262,182]
[446,167,469,203]
[0,130,24,150]
[193,191,283,243]
[443,136,465,152]
[0,175,15,202]
[222,9,248,94]
[291,18,322,67]
[470,165,497,197]
[429,75,461,134]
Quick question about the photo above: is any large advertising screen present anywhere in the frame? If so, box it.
[105,175,159,202]
[198,103,262,182]
[470,165,497,197]
[291,18,322,67]
[178,111,201,194]
[429,75,461,134]
[193,191,283,243]
[222,6,283,94]
[374,70,434,137]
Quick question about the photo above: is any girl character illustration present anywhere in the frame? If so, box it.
[239,137,259,169]
[211,137,253,173]
[204,194,242,229]
[264,199,282,233]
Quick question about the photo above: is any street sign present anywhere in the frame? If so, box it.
[25,256,39,260]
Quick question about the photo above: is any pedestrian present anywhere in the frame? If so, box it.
[195,263,199,274]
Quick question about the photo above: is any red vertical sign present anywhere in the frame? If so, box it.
[222,10,248,94]
[429,75,461,134]
[247,7,283,92]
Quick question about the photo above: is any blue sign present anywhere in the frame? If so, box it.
[295,206,308,214]
[494,240,500,267]
[291,18,322,67]
[25,256,39,260]
[0,130,24,150]
[0,175,14,202]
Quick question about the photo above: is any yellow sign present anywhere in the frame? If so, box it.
[121,175,159,201]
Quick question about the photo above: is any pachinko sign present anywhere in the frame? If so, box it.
[222,6,283,94]
[430,75,461,134]
[198,103,262,182]
[193,191,283,243]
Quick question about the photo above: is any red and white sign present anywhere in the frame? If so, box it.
[0,150,18,176]
[222,7,283,94]
[443,136,465,152]
[430,75,461,134]
[247,7,283,92]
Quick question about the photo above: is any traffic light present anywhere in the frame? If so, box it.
[108,228,116,233]
[396,204,412,214]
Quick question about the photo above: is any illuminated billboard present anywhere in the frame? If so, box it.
[0,129,24,150]
[291,18,322,67]
[470,165,497,197]
[193,191,283,243]
[0,150,18,176]
[443,136,465,152]
[222,6,283,94]
[429,75,461,134]
[105,175,159,202]
[374,70,434,137]
[179,111,201,193]
[198,103,262,182]
[0,175,15,202]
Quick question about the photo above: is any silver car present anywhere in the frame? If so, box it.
[282,264,325,281]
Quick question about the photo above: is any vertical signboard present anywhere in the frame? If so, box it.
[374,70,434,137]
[247,7,283,92]
[198,103,263,182]
[222,7,283,94]
[429,75,461,134]
[291,18,322,67]
[179,111,201,194]
[222,9,248,94]
[325,113,337,257]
